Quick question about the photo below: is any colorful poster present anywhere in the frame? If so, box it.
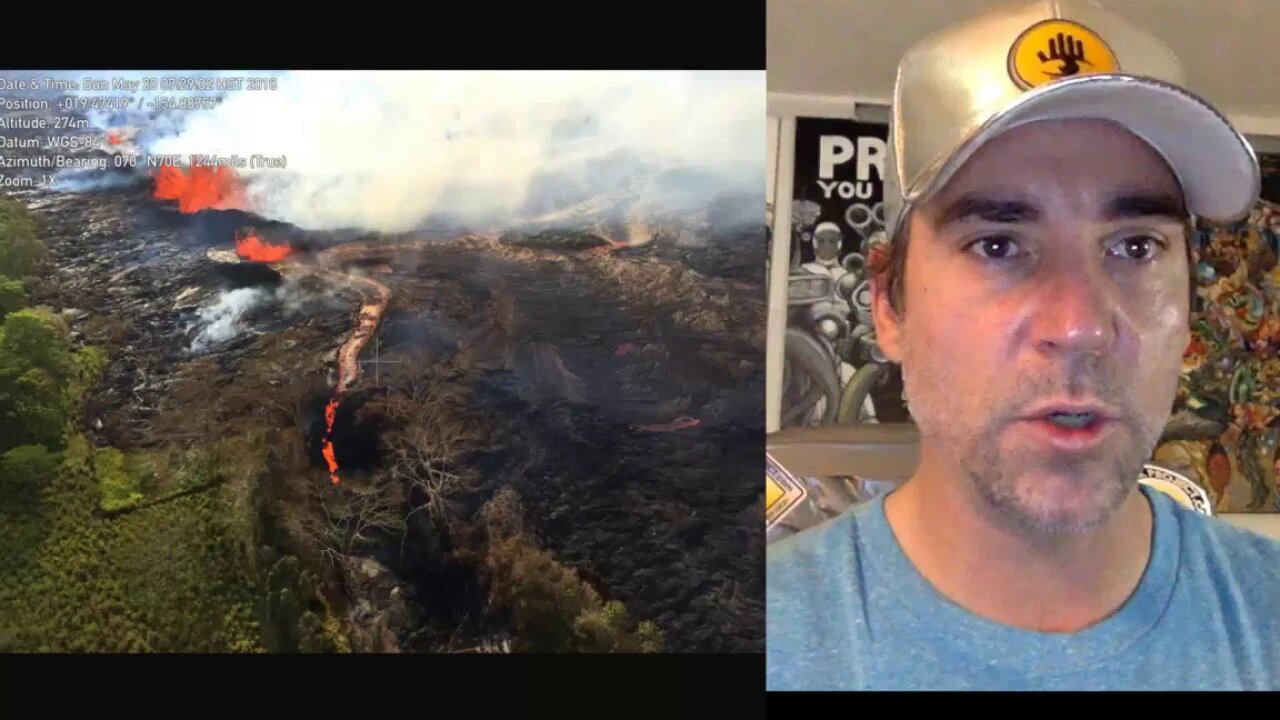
[780,118,908,429]
[1155,152,1280,513]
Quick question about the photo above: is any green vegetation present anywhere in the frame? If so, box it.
[0,444,59,489]
[474,486,665,653]
[0,196,41,327]
[0,201,91,457]
[0,197,46,280]
[0,276,23,319]
[0,306,105,454]
[0,424,359,653]
[72,345,108,393]
[0,308,72,452]
[574,600,666,654]
[260,554,341,653]
[95,447,142,512]
[93,442,235,514]
[0,434,264,652]
[0,198,273,653]
[483,532,665,652]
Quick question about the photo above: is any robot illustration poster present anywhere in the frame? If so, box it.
[782,118,909,429]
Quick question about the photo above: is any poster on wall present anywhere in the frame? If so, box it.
[1154,151,1280,513]
[780,118,909,430]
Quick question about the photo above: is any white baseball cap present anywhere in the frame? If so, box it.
[883,0,1261,242]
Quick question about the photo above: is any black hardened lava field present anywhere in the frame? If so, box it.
[0,78,766,653]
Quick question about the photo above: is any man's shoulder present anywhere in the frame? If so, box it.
[1165,499,1280,595]
[766,505,875,691]
[767,504,863,591]
[1169,497,1280,557]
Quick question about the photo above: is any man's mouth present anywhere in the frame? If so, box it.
[1015,403,1120,450]
[1044,411,1098,429]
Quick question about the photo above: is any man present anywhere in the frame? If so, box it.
[767,0,1280,691]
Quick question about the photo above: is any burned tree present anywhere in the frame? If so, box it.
[367,359,488,537]
[301,471,406,571]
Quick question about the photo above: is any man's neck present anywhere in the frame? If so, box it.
[883,450,1154,633]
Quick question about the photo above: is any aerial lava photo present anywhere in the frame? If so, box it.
[0,71,766,652]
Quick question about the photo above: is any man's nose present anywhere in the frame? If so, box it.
[1030,269,1119,357]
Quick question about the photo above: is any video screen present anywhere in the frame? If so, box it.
[0,70,766,653]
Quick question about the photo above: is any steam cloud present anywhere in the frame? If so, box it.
[186,275,360,352]
[76,71,764,233]
[189,286,274,352]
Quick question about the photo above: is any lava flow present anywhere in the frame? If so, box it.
[312,265,392,484]
[631,416,702,432]
[234,229,293,262]
[321,396,341,484]
[152,165,246,214]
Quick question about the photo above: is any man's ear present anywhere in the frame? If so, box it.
[871,274,904,363]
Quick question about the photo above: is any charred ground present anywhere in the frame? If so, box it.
[2,164,766,652]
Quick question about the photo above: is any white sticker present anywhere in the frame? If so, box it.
[1139,463,1213,516]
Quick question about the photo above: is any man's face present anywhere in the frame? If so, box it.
[873,118,1191,534]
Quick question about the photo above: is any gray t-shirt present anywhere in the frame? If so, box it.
[766,485,1280,690]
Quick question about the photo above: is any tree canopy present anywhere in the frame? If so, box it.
[0,198,47,280]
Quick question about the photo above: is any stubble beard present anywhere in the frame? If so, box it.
[960,427,1152,535]
[901,350,1169,536]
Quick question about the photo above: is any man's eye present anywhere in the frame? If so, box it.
[1107,234,1164,261]
[966,235,1021,260]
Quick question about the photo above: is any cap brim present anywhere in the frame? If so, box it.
[915,74,1261,224]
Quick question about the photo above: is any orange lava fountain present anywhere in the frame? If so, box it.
[152,165,246,213]
[234,229,293,262]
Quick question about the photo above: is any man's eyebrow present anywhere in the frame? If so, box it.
[1102,191,1186,222]
[932,193,1040,228]
[931,190,1187,228]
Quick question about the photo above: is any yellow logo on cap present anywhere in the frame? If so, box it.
[1008,19,1119,90]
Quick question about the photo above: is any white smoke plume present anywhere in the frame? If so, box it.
[189,286,274,352]
[130,70,765,233]
[3,70,765,231]
[53,167,141,193]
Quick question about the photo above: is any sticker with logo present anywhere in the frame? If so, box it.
[766,452,808,530]
[1007,19,1120,90]
[1138,463,1214,516]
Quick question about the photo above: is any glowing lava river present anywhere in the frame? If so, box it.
[223,227,386,483]
[216,221,409,484]
[276,241,428,484]
[311,262,391,484]
[267,234,687,485]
